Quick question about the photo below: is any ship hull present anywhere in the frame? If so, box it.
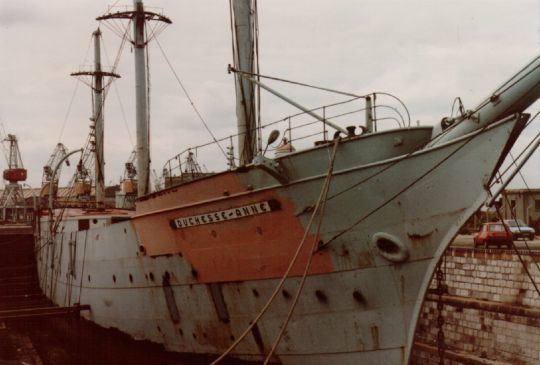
[36,116,522,364]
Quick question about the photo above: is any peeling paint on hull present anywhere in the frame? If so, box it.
[36,118,521,364]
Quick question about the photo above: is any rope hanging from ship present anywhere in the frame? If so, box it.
[210,137,341,365]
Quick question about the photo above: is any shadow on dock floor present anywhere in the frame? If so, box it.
[7,316,259,365]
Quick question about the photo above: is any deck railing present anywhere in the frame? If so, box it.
[161,94,410,189]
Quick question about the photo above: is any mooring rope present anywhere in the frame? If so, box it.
[210,138,341,364]
[262,137,339,364]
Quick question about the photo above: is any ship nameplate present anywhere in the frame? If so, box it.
[170,200,280,229]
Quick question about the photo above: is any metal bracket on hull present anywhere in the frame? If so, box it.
[251,155,289,184]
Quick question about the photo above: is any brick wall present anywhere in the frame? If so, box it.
[411,248,540,365]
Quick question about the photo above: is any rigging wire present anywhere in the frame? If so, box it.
[230,68,411,127]
[322,122,492,248]
[489,110,540,185]
[58,33,94,142]
[153,35,227,159]
[146,24,152,171]
[491,198,540,297]
[47,24,132,241]
[496,183,540,279]
[488,112,540,279]
[101,36,134,148]
[471,56,540,117]
[230,68,365,99]
[253,0,262,153]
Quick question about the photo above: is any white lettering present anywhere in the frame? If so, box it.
[171,201,276,229]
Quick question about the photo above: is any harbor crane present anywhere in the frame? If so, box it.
[41,143,69,198]
[115,150,137,209]
[0,134,29,223]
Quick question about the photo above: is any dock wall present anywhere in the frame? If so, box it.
[412,247,540,365]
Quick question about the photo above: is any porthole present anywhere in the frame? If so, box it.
[372,232,409,263]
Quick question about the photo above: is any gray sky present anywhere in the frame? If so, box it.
[0,0,539,189]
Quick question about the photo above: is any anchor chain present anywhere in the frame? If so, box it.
[435,258,447,364]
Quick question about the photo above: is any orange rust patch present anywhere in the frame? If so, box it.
[132,188,334,283]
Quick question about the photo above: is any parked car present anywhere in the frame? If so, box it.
[473,222,512,249]
[503,219,535,240]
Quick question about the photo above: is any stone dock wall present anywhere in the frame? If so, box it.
[411,247,540,365]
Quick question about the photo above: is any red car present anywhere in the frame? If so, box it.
[473,222,513,249]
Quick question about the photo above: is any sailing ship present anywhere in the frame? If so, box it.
[35,1,540,364]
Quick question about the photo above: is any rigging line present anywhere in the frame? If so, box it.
[466,62,540,118]
[489,110,540,185]
[325,135,430,202]
[146,26,152,166]
[77,231,89,305]
[230,68,366,99]
[491,199,540,297]
[210,140,341,365]
[262,138,340,365]
[99,21,131,118]
[498,191,540,277]
[493,132,540,188]
[323,123,486,247]
[254,0,262,154]
[153,35,227,160]
[80,32,95,70]
[58,81,82,143]
[329,111,533,204]
[101,36,134,148]
[106,0,123,14]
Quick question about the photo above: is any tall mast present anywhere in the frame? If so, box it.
[72,29,120,209]
[231,0,257,165]
[133,0,149,197]
[97,2,171,198]
[93,29,105,208]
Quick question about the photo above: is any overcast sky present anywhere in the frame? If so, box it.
[0,0,539,190]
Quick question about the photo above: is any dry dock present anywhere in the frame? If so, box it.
[1,231,539,364]
[412,243,540,364]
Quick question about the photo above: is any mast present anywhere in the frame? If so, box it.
[133,0,150,197]
[231,0,257,165]
[93,29,105,208]
[97,1,171,198]
[71,29,119,209]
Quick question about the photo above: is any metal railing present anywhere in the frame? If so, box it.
[161,94,409,189]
